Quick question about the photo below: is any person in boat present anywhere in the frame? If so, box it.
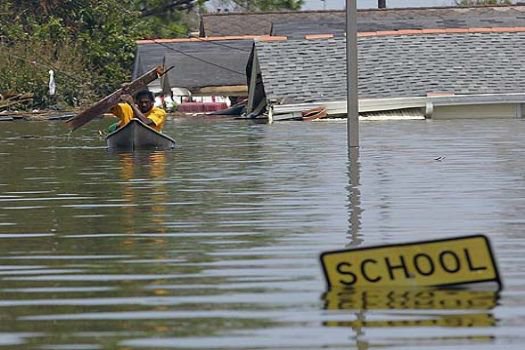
[107,90,167,133]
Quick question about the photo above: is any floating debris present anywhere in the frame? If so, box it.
[0,93,33,111]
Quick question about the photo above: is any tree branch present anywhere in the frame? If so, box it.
[140,0,197,17]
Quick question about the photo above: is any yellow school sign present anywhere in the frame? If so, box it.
[321,235,501,289]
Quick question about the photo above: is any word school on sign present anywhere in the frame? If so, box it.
[320,235,501,289]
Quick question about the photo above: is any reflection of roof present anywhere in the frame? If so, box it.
[253,28,525,104]
[201,6,525,37]
[133,38,254,90]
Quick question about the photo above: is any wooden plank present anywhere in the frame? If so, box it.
[246,54,259,113]
[0,95,34,111]
[65,65,169,131]
[302,106,327,121]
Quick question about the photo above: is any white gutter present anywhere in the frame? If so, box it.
[429,93,525,106]
[270,93,525,117]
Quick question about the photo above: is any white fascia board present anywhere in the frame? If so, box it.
[430,93,525,106]
[271,97,426,115]
[271,94,525,116]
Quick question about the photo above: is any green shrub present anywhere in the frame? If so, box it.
[0,39,97,109]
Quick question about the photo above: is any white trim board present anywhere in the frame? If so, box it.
[270,93,525,118]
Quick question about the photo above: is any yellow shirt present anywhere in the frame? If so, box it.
[110,103,167,132]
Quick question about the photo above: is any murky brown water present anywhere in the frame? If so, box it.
[0,117,524,349]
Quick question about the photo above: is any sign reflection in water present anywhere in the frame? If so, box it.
[323,288,499,347]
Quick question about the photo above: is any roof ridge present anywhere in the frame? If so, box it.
[359,26,525,37]
[137,26,525,44]
[255,26,525,42]
[201,5,525,17]
[136,35,275,44]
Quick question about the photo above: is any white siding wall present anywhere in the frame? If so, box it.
[431,104,518,120]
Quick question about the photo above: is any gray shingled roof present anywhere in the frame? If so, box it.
[254,32,525,104]
[133,40,252,90]
[201,6,525,37]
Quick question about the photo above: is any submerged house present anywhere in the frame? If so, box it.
[246,28,525,121]
[202,5,525,120]
[132,5,525,118]
[132,37,257,110]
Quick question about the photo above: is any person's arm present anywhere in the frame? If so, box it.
[146,108,167,131]
[109,103,132,130]
[106,83,131,114]
[120,94,154,126]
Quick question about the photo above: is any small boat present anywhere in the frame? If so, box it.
[106,119,176,151]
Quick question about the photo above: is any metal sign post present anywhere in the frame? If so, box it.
[346,0,359,148]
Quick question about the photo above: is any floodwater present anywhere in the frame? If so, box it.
[0,116,524,349]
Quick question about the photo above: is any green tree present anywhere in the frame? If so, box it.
[0,0,304,109]
[228,0,303,11]
[254,0,303,11]
[135,0,205,37]
[1,0,145,108]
